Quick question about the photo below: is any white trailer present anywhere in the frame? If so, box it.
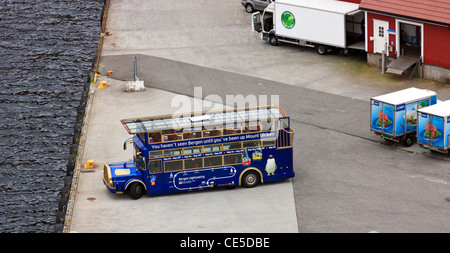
[251,0,365,54]
[417,100,450,154]
[370,88,437,147]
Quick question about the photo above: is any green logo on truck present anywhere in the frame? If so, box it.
[281,11,295,29]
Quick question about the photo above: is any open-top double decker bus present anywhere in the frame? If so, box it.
[103,105,295,199]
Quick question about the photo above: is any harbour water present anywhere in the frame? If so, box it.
[0,0,103,232]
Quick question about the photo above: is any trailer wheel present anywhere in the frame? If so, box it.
[269,36,279,46]
[316,44,327,55]
[402,134,414,147]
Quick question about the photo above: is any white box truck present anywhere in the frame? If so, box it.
[251,0,365,55]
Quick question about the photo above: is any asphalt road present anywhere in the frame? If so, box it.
[100,54,450,232]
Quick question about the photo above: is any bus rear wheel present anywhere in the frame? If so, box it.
[129,183,145,199]
[242,171,260,188]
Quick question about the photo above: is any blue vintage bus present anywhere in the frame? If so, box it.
[103,105,295,199]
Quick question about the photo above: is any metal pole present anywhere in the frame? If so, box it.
[419,56,423,79]
[134,56,138,81]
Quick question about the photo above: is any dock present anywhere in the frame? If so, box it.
[66,79,298,232]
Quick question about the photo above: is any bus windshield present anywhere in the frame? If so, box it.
[135,153,146,170]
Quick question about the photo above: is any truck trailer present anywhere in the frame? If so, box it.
[417,100,450,154]
[251,0,365,54]
[370,87,437,147]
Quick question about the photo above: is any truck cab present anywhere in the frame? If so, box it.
[252,3,275,44]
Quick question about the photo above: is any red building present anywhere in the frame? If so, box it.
[359,0,450,82]
[338,0,361,3]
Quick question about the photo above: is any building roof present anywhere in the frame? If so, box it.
[359,0,450,26]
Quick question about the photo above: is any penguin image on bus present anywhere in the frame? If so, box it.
[265,155,277,176]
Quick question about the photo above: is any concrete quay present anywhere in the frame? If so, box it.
[67,78,298,232]
[65,0,450,233]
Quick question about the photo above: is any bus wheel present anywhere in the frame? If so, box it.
[242,171,260,188]
[129,183,145,199]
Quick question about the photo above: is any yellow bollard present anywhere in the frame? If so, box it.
[98,80,107,89]
[93,72,98,83]
[84,159,95,169]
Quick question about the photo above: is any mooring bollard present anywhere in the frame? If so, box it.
[98,80,107,89]
[84,159,95,169]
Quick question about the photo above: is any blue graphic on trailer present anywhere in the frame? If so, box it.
[404,102,418,132]
[447,117,450,149]
[371,100,382,131]
[395,103,406,135]
[418,113,444,148]
[371,101,394,135]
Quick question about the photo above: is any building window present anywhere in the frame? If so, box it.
[379,27,384,37]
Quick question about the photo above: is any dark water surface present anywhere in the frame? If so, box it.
[0,0,103,232]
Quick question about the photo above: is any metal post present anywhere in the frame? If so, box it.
[447,134,450,150]
[419,56,423,79]
[381,41,387,74]
[134,55,138,82]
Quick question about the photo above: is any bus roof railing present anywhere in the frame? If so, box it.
[121,105,287,134]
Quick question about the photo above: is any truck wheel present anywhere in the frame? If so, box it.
[402,135,414,147]
[245,4,254,13]
[242,171,260,188]
[316,44,327,55]
[269,36,279,46]
[129,183,145,199]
